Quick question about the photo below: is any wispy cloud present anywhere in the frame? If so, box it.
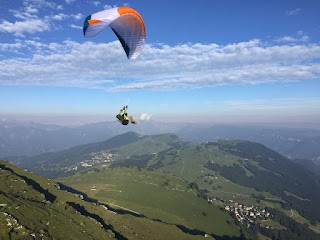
[65,0,76,4]
[0,19,51,37]
[275,31,310,43]
[0,39,319,90]
[70,24,82,30]
[285,8,301,16]
[57,5,64,10]
[0,41,23,54]
[1,0,51,36]
[52,13,68,21]
[0,0,82,36]
[103,5,116,10]
[71,13,83,20]
[92,1,101,7]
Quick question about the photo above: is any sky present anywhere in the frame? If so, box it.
[0,0,320,127]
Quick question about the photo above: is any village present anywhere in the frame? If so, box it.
[203,174,272,229]
[207,195,273,229]
[224,202,272,228]
[64,151,113,172]
[80,151,113,167]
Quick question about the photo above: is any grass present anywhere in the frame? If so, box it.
[155,144,282,209]
[58,167,241,238]
[2,160,231,240]
[0,160,115,240]
[111,134,179,161]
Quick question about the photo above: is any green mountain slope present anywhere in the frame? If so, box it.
[107,137,320,238]
[57,167,241,239]
[205,140,320,222]
[0,160,117,240]
[13,132,181,178]
[0,160,241,240]
[6,132,320,239]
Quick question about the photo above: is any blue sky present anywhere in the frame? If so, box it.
[0,0,319,126]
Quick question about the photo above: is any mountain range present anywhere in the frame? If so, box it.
[1,119,320,163]
[2,131,320,239]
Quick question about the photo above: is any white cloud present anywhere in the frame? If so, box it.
[0,19,51,36]
[275,31,310,43]
[92,1,101,6]
[57,5,64,10]
[1,0,57,36]
[52,13,68,21]
[65,0,76,4]
[25,5,38,14]
[104,5,116,10]
[71,13,83,20]
[23,0,56,10]
[0,41,23,54]
[70,24,82,29]
[140,113,152,121]
[286,8,301,16]
[276,36,308,43]
[0,39,319,90]
[1,0,84,37]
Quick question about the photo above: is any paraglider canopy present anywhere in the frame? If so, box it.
[83,6,146,59]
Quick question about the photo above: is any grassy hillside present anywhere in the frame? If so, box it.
[13,132,181,178]
[0,160,116,240]
[58,167,241,239]
[6,132,320,239]
[209,140,320,222]
[110,138,320,238]
[115,142,280,206]
[2,159,239,240]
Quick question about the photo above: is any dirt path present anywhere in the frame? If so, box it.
[107,202,141,216]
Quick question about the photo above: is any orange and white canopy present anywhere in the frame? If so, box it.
[83,6,146,59]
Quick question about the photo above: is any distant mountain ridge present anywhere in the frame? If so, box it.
[11,132,181,178]
[1,119,320,162]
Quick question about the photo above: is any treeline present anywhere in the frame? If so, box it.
[260,208,320,240]
[206,141,320,223]
[229,202,320,240]
[206,161,320,222]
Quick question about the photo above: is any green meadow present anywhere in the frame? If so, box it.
[58,167,241,238]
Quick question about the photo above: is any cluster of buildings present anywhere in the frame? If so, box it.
[81,151,113,167]
[64,151,113,172]
[224,202,271,228]
[202,174,273,229]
